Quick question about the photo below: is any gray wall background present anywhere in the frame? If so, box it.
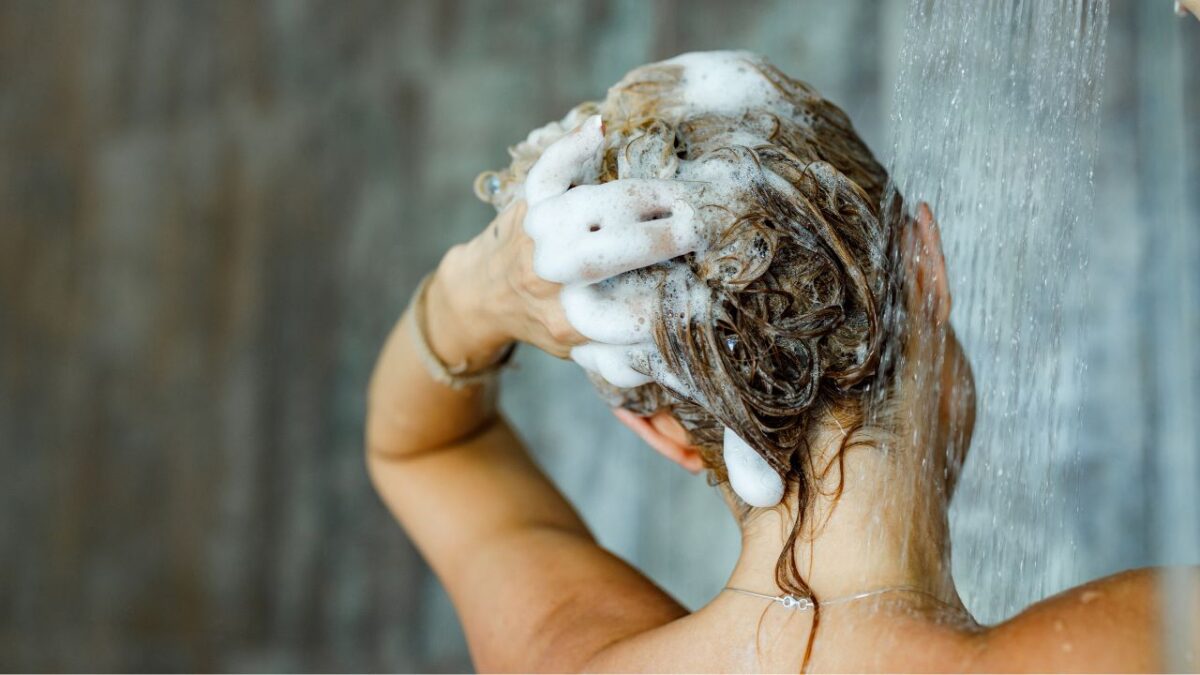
[1,1,1196,671]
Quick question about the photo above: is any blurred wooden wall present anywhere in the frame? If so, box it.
[0,0,1195,671]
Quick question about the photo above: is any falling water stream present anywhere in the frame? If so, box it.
[886,0,1107,624]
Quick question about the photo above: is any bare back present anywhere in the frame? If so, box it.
[586,569,1181,673]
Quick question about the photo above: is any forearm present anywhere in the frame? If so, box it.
[364,250,598,582]
[362,128,694,668]
[366,249,513,459]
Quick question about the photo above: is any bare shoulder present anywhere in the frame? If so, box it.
[976,567,1194,672]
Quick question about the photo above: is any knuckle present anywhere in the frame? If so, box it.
[501,203,525,230]
[548,320,579,345]
[518,266,542,294]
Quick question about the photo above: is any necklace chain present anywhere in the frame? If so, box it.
[722,585,944,611]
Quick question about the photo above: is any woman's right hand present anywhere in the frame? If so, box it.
[422,112,704,373]
[418,116,610,369]
[426,199,587,367]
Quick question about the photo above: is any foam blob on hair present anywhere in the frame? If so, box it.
[723,427,785,507]
[663,51,786,116]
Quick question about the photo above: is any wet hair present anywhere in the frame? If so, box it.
[476,54,906,620]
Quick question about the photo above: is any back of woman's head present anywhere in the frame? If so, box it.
[477,52,903,511]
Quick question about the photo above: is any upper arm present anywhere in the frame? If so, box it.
[367,417,687,671]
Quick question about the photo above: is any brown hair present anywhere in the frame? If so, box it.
[476,53,906,642]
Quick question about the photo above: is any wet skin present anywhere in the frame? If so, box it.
[367,196,1197,671]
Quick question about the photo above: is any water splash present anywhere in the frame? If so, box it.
[886,0,1108,622]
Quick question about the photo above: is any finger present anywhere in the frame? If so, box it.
[525,177,695,239]
[538,200,699,284]
[571,341,600,371]
[560,270,658,344]
[524,115,605,205]
[526,182,703,285]
[570,342,655,388]
[545,344,574,360]
[543,303,590,347]
[570,338,704,405]
[1180,0,1200,19]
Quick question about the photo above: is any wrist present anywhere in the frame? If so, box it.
[424,249,512,370]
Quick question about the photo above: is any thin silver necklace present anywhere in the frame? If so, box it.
[723,585,944,611]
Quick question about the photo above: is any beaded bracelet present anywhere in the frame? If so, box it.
[407,273,515,390]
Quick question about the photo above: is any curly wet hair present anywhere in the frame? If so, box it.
[475,53,907,618]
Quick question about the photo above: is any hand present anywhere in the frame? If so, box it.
[1179,0,1200,20]
[424,113,704,374]
[428,200,587,365]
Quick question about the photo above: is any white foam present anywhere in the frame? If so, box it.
[524,114,605,205]
[617,126,679,180]
[518,114,754,398]
[570,342,655,388]
[662,51,789,119]
[511,54,804,491]
[565,260,716,404]
[723,427,785,507]
[560,270,658,345]
[643,348,701,404]
[519,117,712,395]
[526,187,702,285]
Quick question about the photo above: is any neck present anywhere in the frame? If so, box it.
[723,428,963,610]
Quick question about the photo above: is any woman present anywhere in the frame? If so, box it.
[367,52,1190,672]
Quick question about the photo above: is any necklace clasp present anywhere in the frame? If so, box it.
[778,594,814,610]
